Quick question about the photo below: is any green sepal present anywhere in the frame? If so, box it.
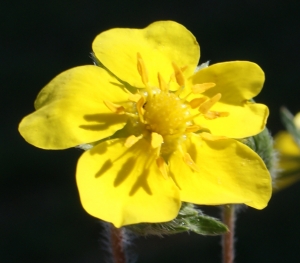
[240,128,275,172]
[125,203,228,236]
[280,107,300,147]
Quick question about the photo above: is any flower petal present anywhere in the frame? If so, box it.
[189,61,268,138]
[76,138,181,227]
[294,112,300,129]
[193,101,269,138]
[274,131,300,172]
[19,66,128,149]
[169,134,271,209]
[190,61,265,102]
[274,174,300,192]
[275,131,300,156]
[92,21,200,90]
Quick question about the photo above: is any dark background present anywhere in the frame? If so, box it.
[2,0,300,262]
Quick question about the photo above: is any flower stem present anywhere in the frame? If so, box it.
[221,205,236,263]
[110,224,127,263]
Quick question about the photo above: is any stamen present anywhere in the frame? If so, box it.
[103,100,125,114]
[124,135,143,148]
[175,86,185,97]
[185,125,202,133]
[125,112,139,118]
[198,93,222,114]
[189,97,207,109]
[136,96,145,123]
[157,73,168,92]
[192,83,216,94]
[181,65,188,72]
[183,152,200,172]
[172,62,185,87]
[128,93,142,102]
[200,132,227,141]
[168,74,176,85]
[151,132,163,148]
[156,156,169,179]
[124,88,142,102]
[137,53,149,87]
[204,111,229,120]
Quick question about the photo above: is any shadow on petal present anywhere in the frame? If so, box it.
[201,139,228,151]
[109,81,127,89]
[187,141,199,162]
[80,113,127,131]
[114,157,135,187]
[95,159,113,178]
[169,170,181,190]
[89,142,110,155]
[129,169,152,196]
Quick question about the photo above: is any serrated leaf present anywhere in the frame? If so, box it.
[186,214,228,235]
[125,203,228,236]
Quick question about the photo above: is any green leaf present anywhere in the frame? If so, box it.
[125,203,228,236]
[187,214,229,235]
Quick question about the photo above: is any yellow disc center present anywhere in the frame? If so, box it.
[144,91,189,137]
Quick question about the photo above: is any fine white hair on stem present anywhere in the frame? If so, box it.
[99,221,137,263]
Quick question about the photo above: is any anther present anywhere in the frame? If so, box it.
[103,100,125,114]
[156,156,169,179]
[180,65,188,72]
[151,132,163,148]
[185,125,202,133]
[136,96,145,123]
[172,62,185,87]
[157,73,168,92]
[137,53,149,87]
[198,93,222,114]
[183,152,200,172]
[204,111,229,120]
[200,132,227,141]
[189,97,207,109]
[192,83,216,94]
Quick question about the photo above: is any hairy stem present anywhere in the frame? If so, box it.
[110,224,126,263]
[221,205,236,263]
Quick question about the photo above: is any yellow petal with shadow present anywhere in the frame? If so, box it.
[169,133,271,209]
[92,21,199,90]
[76,138,181,227]
[274,131,300,172]
[190,61,265,103]
[188,61,268,138]
[19,66,128,149]
[194,101,269,138]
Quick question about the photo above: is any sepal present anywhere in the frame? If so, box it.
[125,203,228,236]
[241,128,276,175]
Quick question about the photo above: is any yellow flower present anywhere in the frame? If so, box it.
[19,21,271,227]
[274,112,300,190]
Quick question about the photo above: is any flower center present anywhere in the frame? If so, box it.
[144,90,189,137]
[103,53,229,176]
